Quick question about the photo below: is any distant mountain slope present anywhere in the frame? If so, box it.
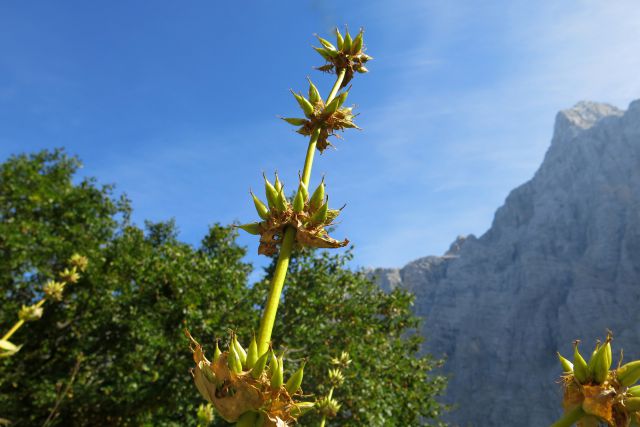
[371,100,640,426]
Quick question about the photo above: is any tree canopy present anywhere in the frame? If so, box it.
[0,150,446,426]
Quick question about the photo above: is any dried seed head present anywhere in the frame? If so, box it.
[187,332,311,424]
[331,351,352,368]
[18,304,43,322]
[290,89,359,152]
[556,334,640,427]
[43,280,66,301]
[240,175,348,256]
[196,403,215,425]
[317,396,341,418]
[59,267,80,284]
[328,368,345,387]
[69,254,89,272]
[314,27,372,88]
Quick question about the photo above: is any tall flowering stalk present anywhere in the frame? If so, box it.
[187,27,371,426]
[0,254,88,358]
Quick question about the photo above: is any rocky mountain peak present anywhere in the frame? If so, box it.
[372,99,640,426]
[552,101,623,145]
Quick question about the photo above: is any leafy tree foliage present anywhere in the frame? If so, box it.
[0,150,253,426]
[0,150,446,426]
[255,249,447,426]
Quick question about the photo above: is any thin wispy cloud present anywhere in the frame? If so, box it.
[355,0,640,267]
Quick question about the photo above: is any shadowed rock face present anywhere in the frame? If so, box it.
[371,100,640,426]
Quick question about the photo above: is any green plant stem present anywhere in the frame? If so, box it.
[319,387,335,427]
[300,68,346,187]
[43,353,83,427]
[256,227,295,355]
[256,67,347,356]
[550,406,585,427]
[326,69,346,106]
[1,298,46,341]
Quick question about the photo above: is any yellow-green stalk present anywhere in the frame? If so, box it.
[256,68,347,356]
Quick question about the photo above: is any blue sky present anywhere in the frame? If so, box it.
[2,1,639,278]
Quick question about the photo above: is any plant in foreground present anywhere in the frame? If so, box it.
[552,332,640,426]
[187,27,370,426]
[0,254,88,358]
[317,352,351,427]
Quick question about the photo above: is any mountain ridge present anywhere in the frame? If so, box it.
[371,99,640,426]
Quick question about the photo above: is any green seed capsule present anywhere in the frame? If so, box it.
[228,345,242,374]
[291,401,315,418]
[292,91,315,117]
[587,341,602,384]
[264,174,279,211]
[310,199,329,225]
[308,78,321,104]
[271,354,284,390]
[357,66,369,73]
[588,342,599,369]
[313,47,332,61]
[250,191,270,220]
[274,173,283,192]
[324,47,339,57]
[269,351,279,378]
[617,360,640,387]
[628,385,640,397]
[335,28,344,50]
[550,406,586,427]
[573,342,590,384]
[201,363,217,384]
[343,31,352,52]
[626,397,640,411]
[557,352,574,373]
[232,335,247,368]
[236,411,258,427]
[238,222,261,235]
[251,350,270,379]
[246,334,258,369]
[282,117,308,126]
[276,188,288,211]
[324,96,341,114]
[285,360,306,395]
[309,179,325,212]
[352,30,363,54]
[298,181,309,201]
[593,341,612,384]
[213,340,221,363]
[293,188,305,213]
[336,91,348,108]
[316,36,336,51]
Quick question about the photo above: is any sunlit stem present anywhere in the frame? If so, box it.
[550,406,586,427]
[256,68,347,356]
[2,298,46,341]
[301,68,346,187]
[318,387,335,427]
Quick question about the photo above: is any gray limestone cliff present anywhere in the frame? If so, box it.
[371,100,640,426]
